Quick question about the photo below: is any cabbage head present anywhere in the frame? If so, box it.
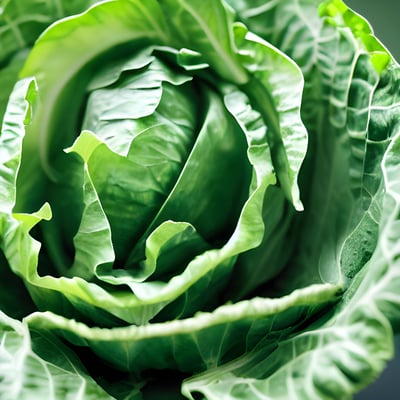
[1,0,400,399]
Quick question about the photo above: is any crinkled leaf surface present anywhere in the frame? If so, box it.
[228,0,397,293]
[182,130,400,400]
[0,311,114,400]
[0,0,100,126]
[1,0,400,399]
[26,282,340,373]
[0,0,308,327]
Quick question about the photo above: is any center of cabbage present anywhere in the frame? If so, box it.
[79,54,199,265]
[40,49,251,277]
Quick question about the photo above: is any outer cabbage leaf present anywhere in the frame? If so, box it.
[182,130,400,399]
[26,283,339,374]
[175,1,400,398]
[0,310,115,400]
[227,0,397,292]
[0,0,100,125]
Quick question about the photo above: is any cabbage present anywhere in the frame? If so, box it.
[1,0,399,399]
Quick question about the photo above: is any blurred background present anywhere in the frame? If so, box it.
[345,1,400,399]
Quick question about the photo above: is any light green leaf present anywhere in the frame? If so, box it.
[0,65,275,328]
[82,52,194,156]
[182,130,400,400]
[0,310,114,400]
[62,131,114,281]
[0,1,102,127]
[65,130,104,163]
[0,77,37,213]
[235,31,308,211]
[0,49,29,128]
[0,0,100,63]
[319,0,391,73]
[69,163,115,281]
[26,282,340,373]
[13,202,52,232]
[97,221,210,284]
[17,0,171,186]
[230,0,396,293]
[182,305,393,400]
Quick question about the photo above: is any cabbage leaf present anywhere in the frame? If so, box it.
[1,0,400,399]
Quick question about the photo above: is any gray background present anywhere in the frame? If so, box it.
[345,1,400,399]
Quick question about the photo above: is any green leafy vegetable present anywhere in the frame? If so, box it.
[0,310,114,400]
[1,0,400,398]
